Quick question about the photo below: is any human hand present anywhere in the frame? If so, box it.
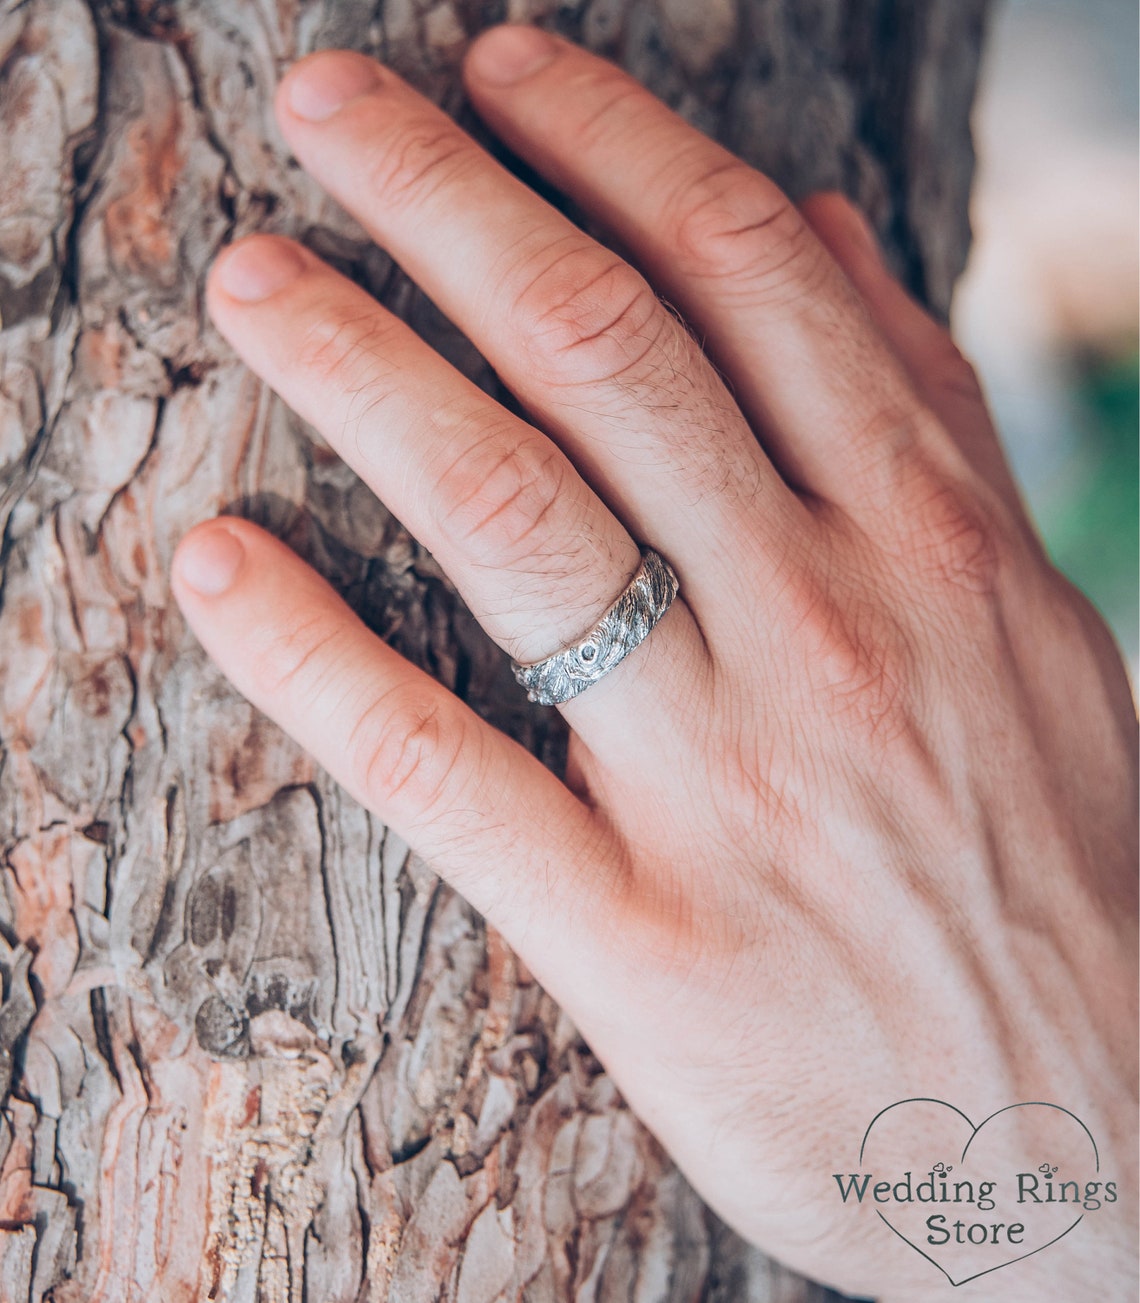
[170,26,1138,1300]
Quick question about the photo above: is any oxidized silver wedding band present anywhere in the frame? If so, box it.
[511,549,680,706]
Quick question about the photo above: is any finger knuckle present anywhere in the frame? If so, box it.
[564,75,649,154]
[830,402,926,488]
[834,405,1008,599]
[898,460,1005,597]
[669,163,820,294]
[779,564,915,743]
[431,424,572,566]
[511,241,665,387]
[255,615,341,700]
[362,118,474,211]
[350,688,461,816]
[294,308,401,440]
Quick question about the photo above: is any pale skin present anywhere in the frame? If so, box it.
[170,25,1138,1300]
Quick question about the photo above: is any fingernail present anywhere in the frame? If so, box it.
[286,51,381,122]
[468,25,557,85]
[177,527,245,596]
[214,238,305,303]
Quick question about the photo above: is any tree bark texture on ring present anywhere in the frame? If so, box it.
[0,0,986,1298]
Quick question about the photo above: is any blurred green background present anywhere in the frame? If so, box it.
[1044,350,1138,663]
[953,0,1138,675]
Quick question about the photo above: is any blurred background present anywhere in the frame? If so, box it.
[953,0,1138,677]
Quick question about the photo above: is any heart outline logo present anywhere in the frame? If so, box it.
[858,1098,1099,1287]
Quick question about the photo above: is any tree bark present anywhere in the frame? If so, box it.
[0,1,986,1298]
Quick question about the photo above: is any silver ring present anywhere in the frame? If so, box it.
[510,550,679,706]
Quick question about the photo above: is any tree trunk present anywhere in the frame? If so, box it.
[0,1,985,1298]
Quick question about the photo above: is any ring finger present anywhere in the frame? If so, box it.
[207,236,710,739]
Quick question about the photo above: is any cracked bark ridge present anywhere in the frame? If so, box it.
[0,0,986,1298]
